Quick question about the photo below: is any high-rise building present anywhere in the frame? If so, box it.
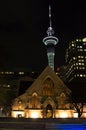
[43,5,58,70]
[64,38,86,83]
[0,70,39,97]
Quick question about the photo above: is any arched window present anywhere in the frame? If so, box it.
[32,92,38,96]
[43,78,54,96]
[32,92,38,108]
[18,100,22,110]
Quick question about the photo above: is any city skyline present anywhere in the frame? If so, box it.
[0,0,86,71]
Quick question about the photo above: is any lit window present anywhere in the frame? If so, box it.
[82,67,85,70]
[7,85,10,87]
[80,49,83,51]
[77,74,79,77]
[5,72,8,74]
[73,57,76,60]
[78,49,83,51]
[80,74,82,77]
[78,56,80,58]
[78,60,84,62]
[82,63,84,65]
[32,71,34,74]
[81,56,84,58]
[76,39,79,41]
[72,44,74,47]
[74,75,76,77]
[76,63,78,65]
[82,38,86,42]
[79,63,81,65]
[80,46,82,48]
[19,72,24,75]
[83,42,86,45]
[77,46,80,48]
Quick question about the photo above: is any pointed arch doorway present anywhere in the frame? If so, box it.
[46,104,53,118]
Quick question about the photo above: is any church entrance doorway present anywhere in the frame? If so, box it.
[46,104,53,118]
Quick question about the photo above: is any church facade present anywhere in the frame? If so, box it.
[12,66,77,118]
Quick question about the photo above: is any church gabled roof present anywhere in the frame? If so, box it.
[24,66,71,96]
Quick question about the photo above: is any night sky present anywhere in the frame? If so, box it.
[0,0,86,71]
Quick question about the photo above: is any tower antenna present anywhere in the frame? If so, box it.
[47,5,54,36]
[49,5,52,27]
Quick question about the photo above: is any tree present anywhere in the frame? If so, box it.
[69,94,85,118]
[73,102,84,118]
[0,86,17,116]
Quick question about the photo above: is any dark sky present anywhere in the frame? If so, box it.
[0,0,86,71]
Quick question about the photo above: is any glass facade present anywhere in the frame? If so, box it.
[64,38,86,82]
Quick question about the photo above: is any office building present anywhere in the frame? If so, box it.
[64,38,86,83]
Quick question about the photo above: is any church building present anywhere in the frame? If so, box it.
[12,66,74,118]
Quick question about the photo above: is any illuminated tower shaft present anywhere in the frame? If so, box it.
[43,5,59,70]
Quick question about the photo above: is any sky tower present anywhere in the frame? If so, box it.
[43,5,59,70]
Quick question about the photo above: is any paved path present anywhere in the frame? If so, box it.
[0,118,86,130]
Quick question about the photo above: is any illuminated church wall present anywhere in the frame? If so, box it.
[11,67,86,118]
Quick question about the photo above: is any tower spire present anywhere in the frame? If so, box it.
[47,5,54,36]
[49,5,52,27]
[43,5,59,70]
